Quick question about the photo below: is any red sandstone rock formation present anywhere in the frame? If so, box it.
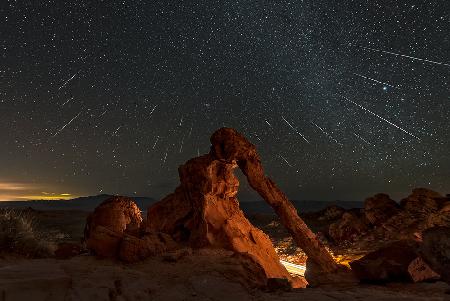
[146,154,297,286]
[407,257,440,283]
[147,128,350,286]
[85,196,142,258]
[84,196,178,261]
[84,128,350,287]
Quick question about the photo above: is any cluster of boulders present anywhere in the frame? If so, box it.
[326,189,450,244]
[82,128,450,288]
[84,196,179,262]
[319,188,450,284]
[350,226,450,284]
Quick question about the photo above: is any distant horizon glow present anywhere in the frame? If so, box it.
[0,180,75,202]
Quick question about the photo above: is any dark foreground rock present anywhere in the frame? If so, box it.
[350,240,420,283]
[327,189,450,246]
[421,226,450,283]
[0,254,449,301]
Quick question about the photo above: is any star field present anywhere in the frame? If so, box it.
[1,1,449,201]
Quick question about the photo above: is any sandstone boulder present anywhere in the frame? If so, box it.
[119,231,178,263]
[350,240,419,283]
[328,211,369,242]
[407,257,440,283]
[364,193,400,226]
[421,226,450,283]
[424,199,450,229]
[400,188,443,214]
[85,196,142,258]
[318,205,345,221]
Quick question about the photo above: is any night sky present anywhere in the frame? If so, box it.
[1,1,449,202]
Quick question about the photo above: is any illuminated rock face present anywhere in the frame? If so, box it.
[85,128,346,287]
[148,128,348,286]
[146,154,296,286]
[210,128,351,285]
[84,196,142,258]
[84,196,177,261]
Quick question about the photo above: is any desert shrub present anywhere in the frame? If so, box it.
[0,209,56,257]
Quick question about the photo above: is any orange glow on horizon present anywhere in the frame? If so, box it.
[16,193,75,201]
[0,180,76,201]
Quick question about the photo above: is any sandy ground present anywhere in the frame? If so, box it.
[1,250,449,301]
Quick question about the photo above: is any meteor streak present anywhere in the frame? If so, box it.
[112,125,122,136]
[162,149,168,164]
[361,46,450,67]
[61,96,74,106]
[281,116,310,143]
[279,154,293,167]
[310,121,342,146]
[152,136,159,149]
[58,71,79,90]
[52,110,83,137]
[353,73,396,88]
[353,132,374,146]
[149,105,157,116]
[179,135,185,153]
[341,96,420,140]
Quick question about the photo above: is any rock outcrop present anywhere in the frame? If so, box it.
[84,128,351,287]
[350,240,420,283]
[421,226,450,283]
[400,189,444,214]
[84,196,177,261]
[364,193,400,226]
[328,211,369,242]
[210,128,352,285]
[146,152,296,286]
[327,189,450,245]
[407,257,440,283]
[147,128,350,286]
[85,196,142,258]
[317,205,345,221]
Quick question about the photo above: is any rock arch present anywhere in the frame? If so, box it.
[147,128,352,285]
[85,127,353,287]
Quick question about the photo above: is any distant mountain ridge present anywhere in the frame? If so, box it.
[0,194,362,213]
[240,199,363,214]
[0,194,156,211]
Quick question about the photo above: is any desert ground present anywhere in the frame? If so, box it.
[1,206,449,301]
